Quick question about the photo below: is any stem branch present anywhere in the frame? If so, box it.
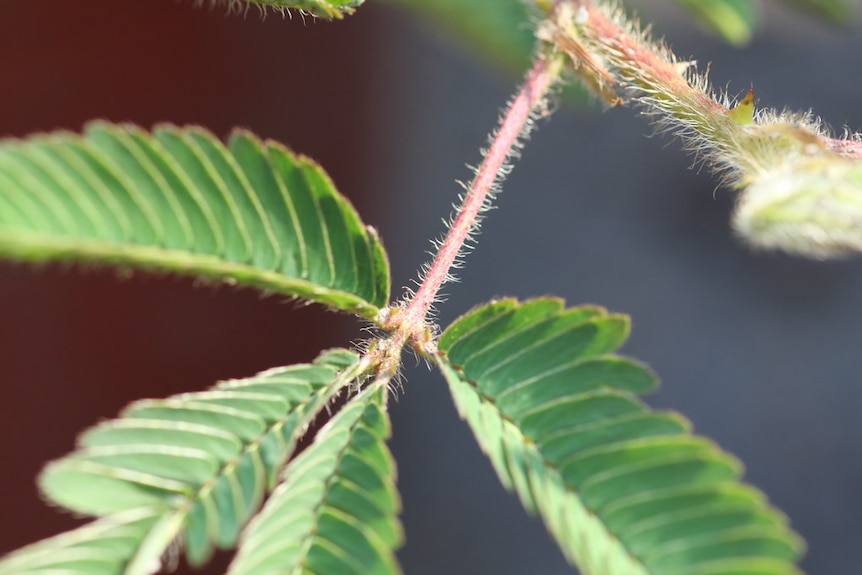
[398,53,562,347]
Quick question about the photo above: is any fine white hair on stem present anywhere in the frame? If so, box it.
[393,53,564,346]
[406,88,551,315]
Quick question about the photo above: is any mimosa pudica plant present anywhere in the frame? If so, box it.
[1,1,860,574]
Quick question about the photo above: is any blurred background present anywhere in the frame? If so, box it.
[1,1,861,574]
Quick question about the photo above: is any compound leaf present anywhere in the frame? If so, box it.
[436,298,805,575]
[227,384,402,575]
[0,123,389,318]
[0,349,365,574]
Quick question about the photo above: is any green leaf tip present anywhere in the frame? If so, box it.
[13,348,368,573]
[0,122,390,318]
[437,297,805,575]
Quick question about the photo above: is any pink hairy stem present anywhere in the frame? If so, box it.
[393,52,562,355]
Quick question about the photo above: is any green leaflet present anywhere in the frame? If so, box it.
[213,0,364,19]
[436,298,805,575]
[0,510,161,575]
[15,349,364,574]
[0,123,389,318]
[228,384,402,575]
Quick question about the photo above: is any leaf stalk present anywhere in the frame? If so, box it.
[389,51,564,355]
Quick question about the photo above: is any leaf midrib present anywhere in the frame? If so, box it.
[0,229,380,318]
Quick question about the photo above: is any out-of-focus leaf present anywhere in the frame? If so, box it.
[381,0,536,72]
[672,0,758,46]
[777,0,854,23]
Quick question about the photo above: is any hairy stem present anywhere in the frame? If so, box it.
[385,51,563,353]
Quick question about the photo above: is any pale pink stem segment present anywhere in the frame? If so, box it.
[401,55,560,342]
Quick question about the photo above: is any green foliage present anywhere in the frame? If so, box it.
[437,298,804,575]
[214,0,364,19]
[0,510,164,575]
[387,0,848,73]
[0,123,389,318]
[228,385,401,575]
[782,0,854,21]
[672,0,852,45]
[3,0,852,573]
[673,0,757,46]
[0,349,368,574]
[381,0,537,72]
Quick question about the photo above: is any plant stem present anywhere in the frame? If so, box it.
[540,0,862,258]
[395,52,563,351]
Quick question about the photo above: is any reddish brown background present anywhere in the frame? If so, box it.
[0,1,387,572]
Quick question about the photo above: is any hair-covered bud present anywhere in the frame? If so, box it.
[733,157,862,258]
